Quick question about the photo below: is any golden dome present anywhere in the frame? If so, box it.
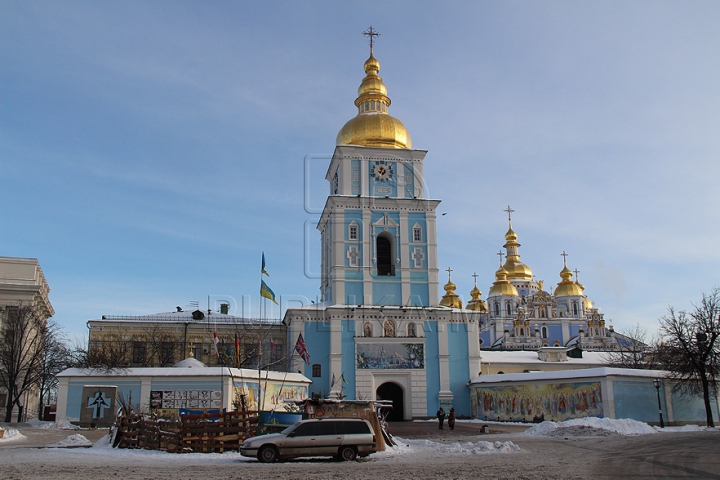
[439,273,463,308]
[336,52,412,149]
[502,222,533,281]
[488,265,519,297]
[553,264,584,296]
[466,284,488,312]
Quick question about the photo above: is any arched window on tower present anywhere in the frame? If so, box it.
[506,302,512,316]
[494,302,500,316]
[572,302,579,316]
[542,326,548,338]
[384,320,396,337]
[376,233,395,276]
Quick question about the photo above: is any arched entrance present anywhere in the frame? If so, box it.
[376,382,404,421]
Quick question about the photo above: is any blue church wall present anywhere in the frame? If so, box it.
[403,163,414,198]
[424,322,440,416]
[373,282,402,306]
[344,210,363,240]
[448,325,471,416]
[351,160,361,195]
[409,271,428,282]
[344,281,364,305]
[304,323,330,397]
[479,330,492,348]
[344,262,363,280]
[407,213,426,242]
[66,380,141,420]
[670,390,720,422]
[341,320,356,394]
[612,380,665,422]
[409,283,429,306]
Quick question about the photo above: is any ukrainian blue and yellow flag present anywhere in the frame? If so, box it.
[261,252,269,277]
[260,279,278,305]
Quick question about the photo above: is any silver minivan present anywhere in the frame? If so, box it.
[240,418,377,462]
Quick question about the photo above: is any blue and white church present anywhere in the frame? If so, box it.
[283,39,622,420]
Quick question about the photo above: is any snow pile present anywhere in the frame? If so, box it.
[524,417,656,437]
[655,424,705,432]
[55,418,80,430]
[381,437,520,456]
[49,434,93,448]
[0,427,26,443]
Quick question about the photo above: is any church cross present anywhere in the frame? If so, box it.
[497,250,504,266]
[561,251,568,265]
[573,268,581,282]
[363,26,381,50]
[446,267,453,280]
[472,272,478,284]
[504,205,514,221]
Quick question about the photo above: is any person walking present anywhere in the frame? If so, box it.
[437,407,446,429]
[448,407,456,430]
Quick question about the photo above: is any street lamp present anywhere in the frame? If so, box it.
[653,378,665,428]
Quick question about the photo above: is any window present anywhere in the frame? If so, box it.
[377,234,394,276]
[132,342,146,364]
[293,422,317,436]
[413,225,422,242]
[316,421,337,435]
[494,302,500,316]
[160,342,174,365]
[542,326,548,338]
[192,342,202,359]
[505,302,512,316]
[312,364,322,377]
[572,302,578,316]
[349,222,358,240]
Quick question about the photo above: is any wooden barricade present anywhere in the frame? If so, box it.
[116,409,258,453]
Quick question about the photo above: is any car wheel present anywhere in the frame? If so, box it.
[258,445,279,463]
[338,446,357,461]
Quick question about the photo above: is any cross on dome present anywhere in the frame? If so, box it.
[446,267,453,280]
[362,26,380,52]
[504,205,514,223]
[561,251,568,265]
[497,250,504,266]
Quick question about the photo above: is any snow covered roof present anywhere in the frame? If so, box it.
[92,310,281,325]
[56,367,311,383]
[173,357,206,368]
[470,367,668,385]
[479,350,610,365]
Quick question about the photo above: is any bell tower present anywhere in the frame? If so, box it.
[318,30,440,306]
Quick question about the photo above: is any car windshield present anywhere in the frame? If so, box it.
[281,421,303,434]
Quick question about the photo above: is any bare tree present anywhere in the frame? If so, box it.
[0,305,47,422]
[74,333,133,371]
[144,325,183,367]
[37,319,73,419]
[604,323,653,369]
[655,288,720,427]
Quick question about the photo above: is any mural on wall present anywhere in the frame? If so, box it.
[232,381,308,411]
[356,343,424,369]
[79,385,117,428]
[472,381,603,422]
[149,389,222,410]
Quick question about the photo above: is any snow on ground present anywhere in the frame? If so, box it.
[26,418,80,430]
[524,417,656,437]
[376,437,520,457]
[0,428,26,443]
[48,434,93,448]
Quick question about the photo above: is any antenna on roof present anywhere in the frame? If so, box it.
[188,300,199,310]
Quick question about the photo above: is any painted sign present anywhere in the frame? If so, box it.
[232,381,308,411]
[471,381,603,422]
[356,343,424,370]
[149,390,222,410]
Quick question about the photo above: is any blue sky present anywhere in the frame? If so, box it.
[2,1,719,340]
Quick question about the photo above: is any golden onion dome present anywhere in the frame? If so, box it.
[466,284,488,312]
[488,265,519,297]
[553,264,584,296]
[439,274,463,308]
[502,221,533,281]
[336,51,412,149]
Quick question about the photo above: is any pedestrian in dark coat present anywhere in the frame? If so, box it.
[437,407,446,429]
[448,407,456,430]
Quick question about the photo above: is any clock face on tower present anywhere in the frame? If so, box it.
[372,161,394,183]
